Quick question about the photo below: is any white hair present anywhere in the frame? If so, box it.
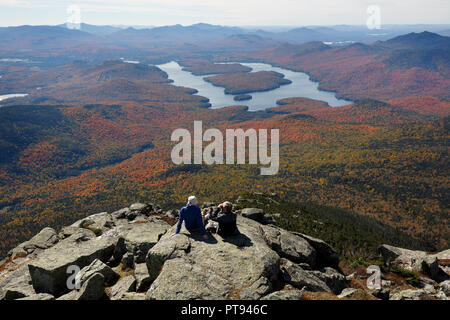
[187,196,198,206]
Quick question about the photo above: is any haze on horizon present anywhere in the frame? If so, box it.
[0,0,449,28]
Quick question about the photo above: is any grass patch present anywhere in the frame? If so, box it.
[390,266,420,286]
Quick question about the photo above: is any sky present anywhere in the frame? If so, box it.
[0,0,449,27]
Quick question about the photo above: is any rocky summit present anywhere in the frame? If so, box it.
[0,202,448,300]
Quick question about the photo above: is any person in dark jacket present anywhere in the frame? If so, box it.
[205,201,238,237]
[173,196,208,240]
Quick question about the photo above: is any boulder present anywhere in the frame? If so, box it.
[0,288,28,300]
[378,244,406,265]
[294,233,339,268]
[311,267,347,294]
[241,208,264,222]
[76,212,115,235]
[128,203,153,219]
[146,217,280,299]
[422,255,450,283]
[146,258,233,300]
[0,265,35,300]
[164,210,179,219]
[16,293,55,300]
[439,280,450,296]
[435,291,449,300]
[121,252,135,269]
[111,208,130,220]
[22,227,59,250]
[134,263,151,292]
[390,289,426,300]
[76,259,119,287]
[146,233,191,281]
[179,216,280,283]
[58,227,96,240]
[280,259,331,292]
[390,288,448,300]
[124,219,170,263]
[261,290,303,300]
[337,288,358,299]
[109,275,136,300]
[114,204,152,221]
[379,245,450,282]
[28,234,116,296]
[76,273,105,300]
[419,282,436,295]
[8,227,59,258]
[261,224,316,266]
[240,277,272,300]
[63,212,115,239]
[104,223,136,261]
[129,203,150,212]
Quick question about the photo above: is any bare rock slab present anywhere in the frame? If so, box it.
[28,235,116,296]
[76,259,119,287]
[109,275,136,300]
[76,273,105,300]
[124,219,170,263]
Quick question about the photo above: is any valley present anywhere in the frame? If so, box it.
[0,24,448,265]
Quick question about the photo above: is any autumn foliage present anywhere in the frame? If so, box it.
[0,38,449,258]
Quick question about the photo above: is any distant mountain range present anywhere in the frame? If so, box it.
[0,23,448,67]
[2,23,449,49]
[251,31,450,100]
[55,22,450,40]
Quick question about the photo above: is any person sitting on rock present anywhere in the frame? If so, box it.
[173,196,208,240]
[203,206,219,233]
[204,201,238,237]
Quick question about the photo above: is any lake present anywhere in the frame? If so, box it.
[0,93,29,105]
[156,61,352,111]
[0,74,28,105]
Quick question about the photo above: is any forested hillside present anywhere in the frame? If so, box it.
[0,96,448,257]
